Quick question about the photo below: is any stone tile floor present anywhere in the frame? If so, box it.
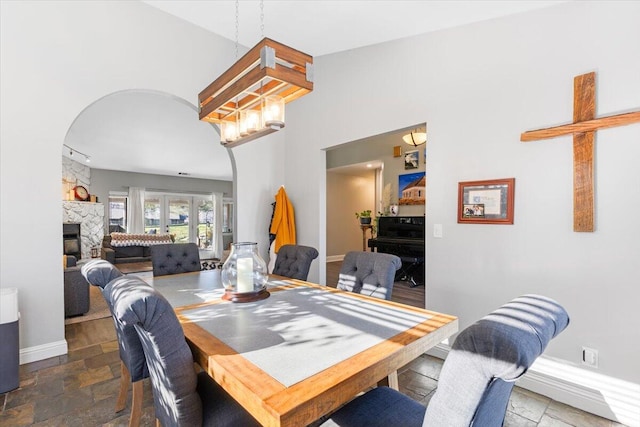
[0,318,627,427]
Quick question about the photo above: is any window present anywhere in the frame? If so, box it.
[108,195,127,233]
[142,193,218,249]
[144,196,161,235]
[111,190,225,256]
[196,198,214,250]
[167,197,190,243]
[223,199,233,233]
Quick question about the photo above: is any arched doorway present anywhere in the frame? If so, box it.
[61,89,235,261]
[63,89,232,181]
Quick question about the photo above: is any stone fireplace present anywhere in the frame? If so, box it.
[62,201,104,260]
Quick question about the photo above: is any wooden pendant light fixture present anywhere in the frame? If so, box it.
[198,37,314,148]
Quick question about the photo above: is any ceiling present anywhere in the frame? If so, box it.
[328,160,384,178]
[66,1,567,181]
[143,1,566,57]
[63,90,229,180]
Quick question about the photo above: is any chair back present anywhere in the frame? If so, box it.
[150,243,201,277]
[106,276,203,426]
[337,251,401,300]
[272,244,319,280]
[80,259,123,288]
[423,294,570,427]
[80,261,148,382]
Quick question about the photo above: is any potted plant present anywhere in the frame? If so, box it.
[355,210,372,225]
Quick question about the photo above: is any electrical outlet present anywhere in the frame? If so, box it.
[582,347,598,368]
[434,224,443,238]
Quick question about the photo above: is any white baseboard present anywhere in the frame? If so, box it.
[326,254,345,263]
[20,340,68,365]
[426,344,639,427]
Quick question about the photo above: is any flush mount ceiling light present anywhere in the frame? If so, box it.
[198,1,313,148]
[402,130,427,147]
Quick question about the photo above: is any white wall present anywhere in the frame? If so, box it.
[326,171,376,258]
[251,1,640,422]
[2,0,639,423]
[231,132,286,264]
[91,168,232,232]
[326,128,426,217]
[0,0,238,361]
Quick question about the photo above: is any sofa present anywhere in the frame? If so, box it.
[101,232,173,264]
[64,255,90,317]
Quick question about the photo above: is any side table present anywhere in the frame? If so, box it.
[360,224,373,251]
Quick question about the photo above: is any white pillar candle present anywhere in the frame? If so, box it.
[237,257,254,293]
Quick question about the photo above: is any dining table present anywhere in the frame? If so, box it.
[141,269,458,427]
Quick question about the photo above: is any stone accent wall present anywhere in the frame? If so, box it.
[62,156,90,200]
[62,201,104,260]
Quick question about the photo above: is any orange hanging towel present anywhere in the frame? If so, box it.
[270,186,296,252]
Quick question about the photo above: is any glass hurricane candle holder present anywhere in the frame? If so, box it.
[245,109,260,133]
[238,111,249,136]
[263,95,285,128]
[220,121,238,143]
[221,242,270,302]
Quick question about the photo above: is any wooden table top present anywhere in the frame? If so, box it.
[145,271,458,427]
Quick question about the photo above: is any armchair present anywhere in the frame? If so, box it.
[63,255,90,317]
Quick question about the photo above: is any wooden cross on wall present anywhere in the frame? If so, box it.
[521,72,640,232]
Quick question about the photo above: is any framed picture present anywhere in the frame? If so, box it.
[404,150,419,170]
[399,172,426,205]
[458,178,515,224]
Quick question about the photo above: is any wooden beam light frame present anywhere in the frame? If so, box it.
[198,38,314,148]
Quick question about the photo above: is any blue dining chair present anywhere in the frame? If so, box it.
[272,244,319,280]
[320,294,570,427]
[337,251,401,300]
[150,242,201,277]
[106,273,260,426]
[80,259,148,427]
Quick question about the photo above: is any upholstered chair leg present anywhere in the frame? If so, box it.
[116,361,130,412]
[129,380,143,427]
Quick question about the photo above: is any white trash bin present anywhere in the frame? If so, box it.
[0,287,20,393]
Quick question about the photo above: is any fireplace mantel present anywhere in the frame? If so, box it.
[62,201,104,260]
